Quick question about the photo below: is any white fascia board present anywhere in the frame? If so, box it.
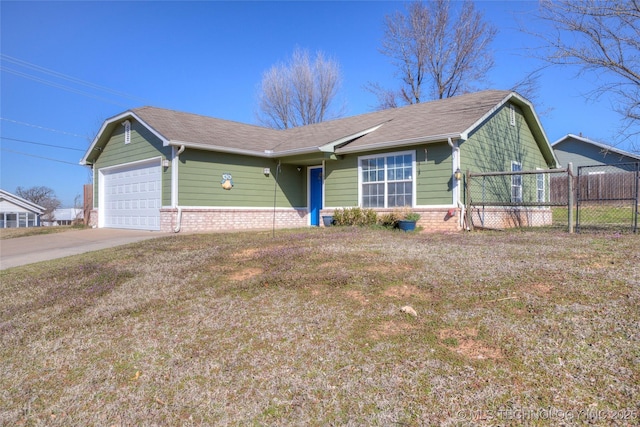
[80,111,169,165]
[168,140,273,158]
[168,141,331,158]
[318,122,388,153]
[267,146,322,157]
[336,133,462,155]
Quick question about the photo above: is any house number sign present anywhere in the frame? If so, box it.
[221,173,234,190]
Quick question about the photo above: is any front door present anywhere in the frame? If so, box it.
[309,167,323,226]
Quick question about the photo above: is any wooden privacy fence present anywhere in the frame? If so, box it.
[84,184,93,226]
[550,166,639,205]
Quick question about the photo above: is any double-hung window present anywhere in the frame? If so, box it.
[360,151,415,208]
[511,161,522,203]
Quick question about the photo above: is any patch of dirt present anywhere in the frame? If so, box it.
[383,284,431,300]
[232,248,259,260]
[529,283,554,296]
[439,328,503,360]
[344,290,369,305]
[369,320,414,339]
[229,268,262,281]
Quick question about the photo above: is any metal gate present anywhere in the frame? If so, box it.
[576,162,639,233]
[465,168,571,231]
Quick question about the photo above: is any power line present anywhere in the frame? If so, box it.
[1,148,83,166]
[1,54,150,104]
[1,66,131,108]
[0,117,86,138]
[1,136,86,152]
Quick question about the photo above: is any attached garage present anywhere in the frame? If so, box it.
[99,159,162,231]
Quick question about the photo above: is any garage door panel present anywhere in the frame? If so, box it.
[102,161,161,231]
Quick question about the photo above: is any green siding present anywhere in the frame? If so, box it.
[325,155,358,207]
[93,120,172,207]
[461,103,548,173]
[416,142,453,205]
[324,143,454,208]
[178,150,305,208]
[460,103,551,205]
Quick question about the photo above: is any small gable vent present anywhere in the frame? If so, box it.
[123,120,131,144]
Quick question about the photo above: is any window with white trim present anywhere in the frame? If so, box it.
[360,151,414,208]
[123,120,131,145]
[511,161,522,203]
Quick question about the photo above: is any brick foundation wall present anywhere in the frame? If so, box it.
[160,208,308,233]
[88,209,98,228]
[468,207,553,229]
[320,208,463,232]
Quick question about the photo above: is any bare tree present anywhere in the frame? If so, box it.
[15,186,61,221]
[535,0,640,143]
[370,0,496,109]
[257,48,343,129]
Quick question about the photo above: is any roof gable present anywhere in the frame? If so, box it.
[0,189,46,213]
[552,134,640,162]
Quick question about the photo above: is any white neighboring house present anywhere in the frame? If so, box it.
[43,208,84,226]
[0,189,45,228]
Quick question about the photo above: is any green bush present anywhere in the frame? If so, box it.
[332,207,378,226]
[377,212,401,228]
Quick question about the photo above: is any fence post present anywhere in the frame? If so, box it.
[567,162,574,233]
[465,170,473,231]
[634,162,639,233]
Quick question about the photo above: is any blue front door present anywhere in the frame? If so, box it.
[310,167,323,226]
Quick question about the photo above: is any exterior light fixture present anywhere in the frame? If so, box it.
[454,168,463,181]
[263,167,271,176]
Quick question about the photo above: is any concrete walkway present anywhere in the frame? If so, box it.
[0,228,170,270]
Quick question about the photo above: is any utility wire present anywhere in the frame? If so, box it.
[1,54,150,104]
[1,147,82,166]
[0,117,86,138]
[1,66,131,108]
[1,136,86,152]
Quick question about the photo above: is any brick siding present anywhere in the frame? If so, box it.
[160,208,308,233]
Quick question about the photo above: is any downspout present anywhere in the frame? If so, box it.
[173,145,186,233]
[448,137,465,228]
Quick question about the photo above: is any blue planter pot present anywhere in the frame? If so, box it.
[397,220,417,232]
[322,215,335,227]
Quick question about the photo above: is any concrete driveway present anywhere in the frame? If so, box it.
[0,228,170,270]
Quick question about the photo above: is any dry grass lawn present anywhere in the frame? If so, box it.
[1,227,638,425]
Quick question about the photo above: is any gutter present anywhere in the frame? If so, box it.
[448,137,466,228]
[173,145,186,233]
[336,133,462,155]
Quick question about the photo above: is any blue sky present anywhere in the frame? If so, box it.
[1,1,634,207]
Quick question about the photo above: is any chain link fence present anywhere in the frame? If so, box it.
[575,162,639,233]
[465,168,572,231]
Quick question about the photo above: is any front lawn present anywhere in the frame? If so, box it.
[1,228,638,425]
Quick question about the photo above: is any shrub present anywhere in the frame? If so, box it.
[403,212,421,222]
[377,212,401,228]
[333,207,378,226]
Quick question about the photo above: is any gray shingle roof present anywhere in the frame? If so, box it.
[131,90,512,156]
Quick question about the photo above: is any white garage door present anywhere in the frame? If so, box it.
[101,160,161,231]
